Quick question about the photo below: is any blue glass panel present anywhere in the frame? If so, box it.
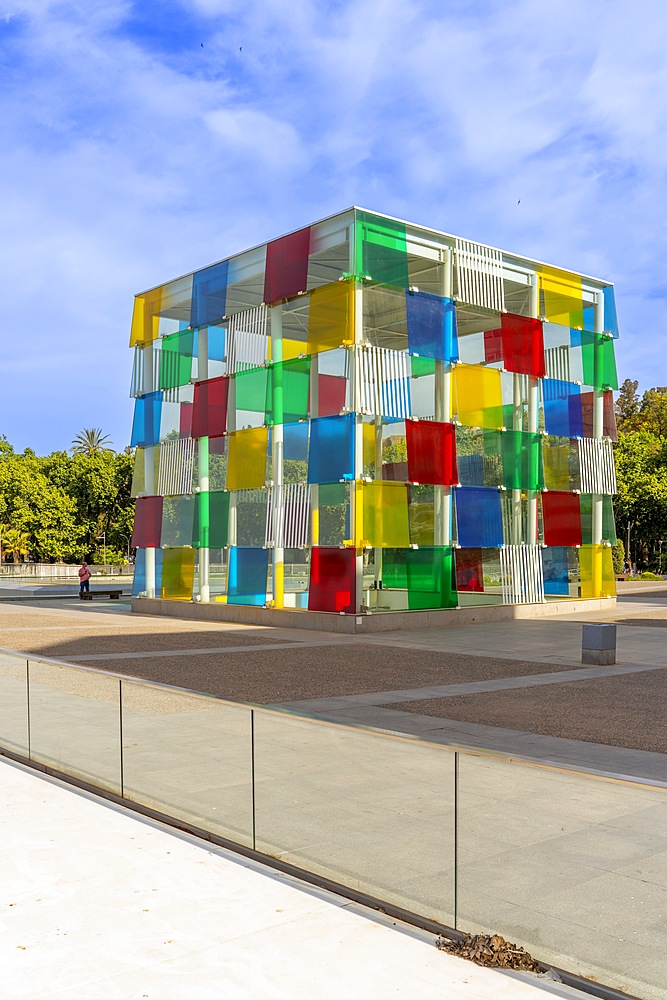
[284,421,309,461]
[132,547,164,597]
[603,286,619,338]
[543,380,583,438]
[582,305,595,335]
[130,392,162,448]
[542,546,570,596]
[307,414,355,484]
[455,487,503,547]
[208,325,226,362]
[190,260,228,328]
[406,291,458,362]
[227,547,269,606]
[570,327,582,348]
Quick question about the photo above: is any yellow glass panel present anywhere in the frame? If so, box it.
[539,266,584,329]
[281,337,307,361]
[542,440,570,491]
[226,427,269,490]
[131,446,160,497]
[452,364,503,428]
[308,281,354,354]
[579,544,615,599]
[161,547,196,601]
[363,421,376,470]
[130,287,162,346]
[363,481,410,548]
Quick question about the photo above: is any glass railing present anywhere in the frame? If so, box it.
[0,648,664,999]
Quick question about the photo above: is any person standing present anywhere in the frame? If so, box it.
[78,561,91,597]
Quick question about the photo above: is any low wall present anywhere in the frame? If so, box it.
[131,596,616,633]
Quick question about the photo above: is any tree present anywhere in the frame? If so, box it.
[615,379,640,432]
[1,527,30,564]
[71,428,113,456]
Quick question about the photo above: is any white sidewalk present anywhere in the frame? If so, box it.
[0,758,580,1000]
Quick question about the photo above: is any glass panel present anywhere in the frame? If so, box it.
[130,392,162,448]
[132,496,163,548]
[254,711,455,924]
[356,211,409,288]
[501,430,544,490]
[226,427,269,490]
[283,421,309,463]
[307,281,353,354]
[405,291,458,362]
[581,332,619,390]
[580,494,617,545]
[121,680,252,846]
[455,427,503,488]
[191,260,228,328]
[542,491,582,547]
[579,544,615,598]
[457,755,665,996]
[266,357,310,425]
[132,546,164,597]
[234,489,269,546]
[382,546,457,610]
[542,546,571,596]
[452,364,503,428]
[455,487,503,547]
[543,379,583,438]
[193,490,230,548]
[603,285,619,338]
[264,226,311,304]
[225,244,267,315]
[362,481,410,548]
[456,548,484,592]
[227,546,268,606]
[317,483,351,546]
[307,414,354,484]
[131,445,160,497]
[406,420,457,485]
[130,287,162,346]
[0,653,28,754]
[161,547,195,600]
[28,660,120,793]
[235,366,268,421]
[159,329,194,389]
[161,496,196,548]
[408,484,435,545]
[308,546,355,613]
[581,390,618,441]
[491,313,545,378]
[179,401,193,438]
[539,266,584,328]
[192,376,230,439]
[542,436,581,491]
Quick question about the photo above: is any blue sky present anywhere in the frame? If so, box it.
[1,0,666,453]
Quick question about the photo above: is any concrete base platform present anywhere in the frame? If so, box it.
[131,596,616,633]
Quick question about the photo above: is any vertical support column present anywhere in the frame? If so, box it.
[592,290,605,595]
[271,303,285,609]
[374,410,383,588]
[352,282,364,612]
[227,375,237,548]
[527,273,540,545]
[309,356,319,546]
[143,343,156,598]
[512,372,523,544]
[197,327,210,602]
[434,247,453,547]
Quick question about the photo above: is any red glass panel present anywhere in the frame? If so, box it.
[132,496,163,548]
[315,373,347,417]
[180,402,193,439]
[308,547,356,613]
[382,461,408,481]
[581,390,618,441]
[484,328,503,363]
[263,226,311,304]
[406,420,457,486]
[192,375,229,439]
[456,548,484,592]
[542,491,582,546]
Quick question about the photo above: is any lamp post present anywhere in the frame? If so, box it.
[96,533,106,573]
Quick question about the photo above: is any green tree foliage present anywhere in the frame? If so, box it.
[0,441,135,564]
[71,428,113,456]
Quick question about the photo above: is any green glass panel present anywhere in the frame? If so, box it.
[406,545,457,610]
[267,357,311,425]
[193,490,230,548]
[159,329,194,389]
[235,367,268,415]
[161,495,196,547]
[411,355,436,378]
[382,548,408,589]
[501,430,544,490]
[581,332,618,390]
[356,211,409,288]
[580,494,617,545]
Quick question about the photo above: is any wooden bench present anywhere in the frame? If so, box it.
[80,590,123,601]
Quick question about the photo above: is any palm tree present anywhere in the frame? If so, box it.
[71,428,113,456]
[2,527,30,564]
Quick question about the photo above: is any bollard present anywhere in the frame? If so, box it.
[582,623,616,665]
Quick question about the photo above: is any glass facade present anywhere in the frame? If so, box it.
[129,207,619,613]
